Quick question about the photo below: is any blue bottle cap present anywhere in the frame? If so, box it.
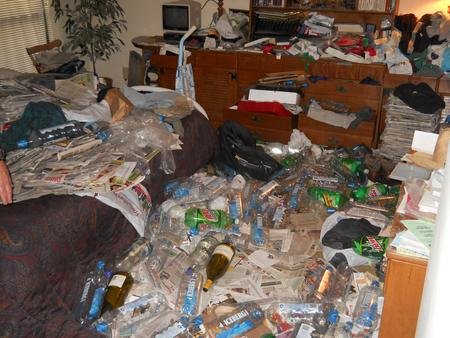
[327,309,339,324]
[96,260,105,270]
[16,139,29,149]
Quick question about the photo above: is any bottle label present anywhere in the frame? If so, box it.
[181,273,200,315]
[200,209,218,223]
[296,323,315,338]
[87,287,106,320]
[80,280,92,303]
[109,274,126,288]
[39,122,75,134]
[212,244,234,261]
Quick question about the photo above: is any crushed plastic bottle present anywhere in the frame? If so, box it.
[352,280,382,336]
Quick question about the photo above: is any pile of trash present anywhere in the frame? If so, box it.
[76,130,401,337]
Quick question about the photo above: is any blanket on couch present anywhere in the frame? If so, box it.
[0,110,217,337]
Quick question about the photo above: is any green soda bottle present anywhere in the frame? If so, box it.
[307,187,348,209]
[339,158,363,174]
[351,183,388,202]
[184,208,233,232]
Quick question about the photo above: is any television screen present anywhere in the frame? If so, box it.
[163,5,189,31]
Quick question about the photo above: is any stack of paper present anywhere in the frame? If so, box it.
[390,219,434,259]
[440,96,450,124]
[378,93,441,161]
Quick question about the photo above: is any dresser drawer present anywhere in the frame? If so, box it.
[224,109,296,143]
[358,64,386,83]
[194,50,236,68]
[304,79,382,112]
[298,115,375,148]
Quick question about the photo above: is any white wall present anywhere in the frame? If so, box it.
[51,0,449,87]
[398,0,448,17]
[95,0,249,87]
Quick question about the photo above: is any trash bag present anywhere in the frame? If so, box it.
[217,120,282,181]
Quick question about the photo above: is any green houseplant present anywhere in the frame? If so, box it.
[51,0,127,76]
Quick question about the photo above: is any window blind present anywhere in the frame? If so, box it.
[0,0,53,73]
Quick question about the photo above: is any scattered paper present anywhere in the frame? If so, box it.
[247,249,279,269]
[401,219,434,248]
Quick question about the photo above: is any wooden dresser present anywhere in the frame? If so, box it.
[152,50,386,146]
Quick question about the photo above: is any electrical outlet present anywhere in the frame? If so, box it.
[122,66,129,81]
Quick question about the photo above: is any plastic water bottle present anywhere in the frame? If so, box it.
[187,232,220,270]
[352,280,382,335]
[76,260,110,326]
[176,268,203,316]
[16,121,86,149]
[94,291,168,336]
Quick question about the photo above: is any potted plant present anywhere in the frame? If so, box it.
[51,0,127,77]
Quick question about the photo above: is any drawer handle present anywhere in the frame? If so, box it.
[336,86,347,93]
[251,115,261,122]
[328,137,340,146]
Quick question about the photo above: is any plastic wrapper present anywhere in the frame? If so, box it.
[265,300,334,337]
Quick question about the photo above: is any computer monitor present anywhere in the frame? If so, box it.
[162,0,201,35]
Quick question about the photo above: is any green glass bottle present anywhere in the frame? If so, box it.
[307,187,348,209]
[351,183,388,202]
[203,242,235,292]
[184,208,233,232]
[102,271,133,312]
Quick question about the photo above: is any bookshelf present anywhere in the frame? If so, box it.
[249,0,399,39]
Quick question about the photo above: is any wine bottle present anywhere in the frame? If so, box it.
[203,242,235,292]
[102,271,133,311]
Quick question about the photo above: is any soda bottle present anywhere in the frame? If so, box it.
[184,208,233,232]
[307,187,348,209]
[203,241,235,292]
[352,280,382,336]
[351,183,388,202]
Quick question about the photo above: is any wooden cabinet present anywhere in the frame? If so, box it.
[194,51,237,128]
[224,108,298,143]
[379,250,427,338]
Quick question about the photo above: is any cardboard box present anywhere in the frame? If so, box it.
[248,88,301,105]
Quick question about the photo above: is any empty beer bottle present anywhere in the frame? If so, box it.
[203,241,235,292]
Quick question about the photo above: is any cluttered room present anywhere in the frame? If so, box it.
[1,0,449,337]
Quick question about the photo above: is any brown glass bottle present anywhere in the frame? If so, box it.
[103,271,133,311]
[203,242,235,292]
